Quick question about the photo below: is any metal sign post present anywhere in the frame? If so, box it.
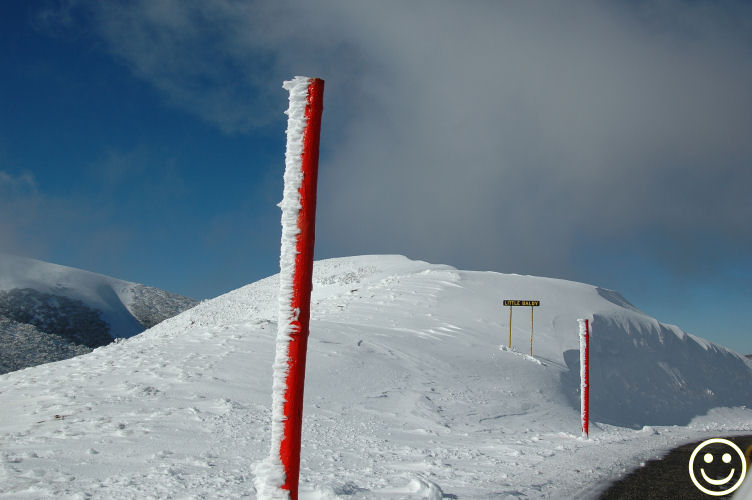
[502,300,540,355]
[508,305,513,348]
[530,306,534,356]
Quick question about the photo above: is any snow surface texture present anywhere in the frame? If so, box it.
[255,75,311,499]
[0,255,751,498]
[0,253,198,374]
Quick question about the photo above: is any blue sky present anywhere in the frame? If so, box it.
[2,1,752,354]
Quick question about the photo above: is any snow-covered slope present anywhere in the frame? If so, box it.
[0,255,750,498]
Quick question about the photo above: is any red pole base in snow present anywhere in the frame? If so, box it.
[280,78,324,499]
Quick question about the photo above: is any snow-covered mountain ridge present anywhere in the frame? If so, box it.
[0,253,198,374]
[0,255,750,498]
[0,253,198,338]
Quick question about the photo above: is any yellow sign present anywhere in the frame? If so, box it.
[503,300,540,307]
[502,299,540,355]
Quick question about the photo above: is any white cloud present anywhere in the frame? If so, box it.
[46,0,752,278]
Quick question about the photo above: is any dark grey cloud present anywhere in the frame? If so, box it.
[47,0,752,280]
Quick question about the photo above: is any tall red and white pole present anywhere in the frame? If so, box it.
[578,318,590,438]
[255,76,324,500]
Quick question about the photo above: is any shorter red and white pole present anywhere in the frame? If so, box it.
[578,318,590,438]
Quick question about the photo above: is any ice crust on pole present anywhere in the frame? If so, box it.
[254,76,318,500]
[578,318,590,438]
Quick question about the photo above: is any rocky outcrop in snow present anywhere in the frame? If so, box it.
[0,288,112,348]
[0,316,92,375]
[126,284,199,329]
[0,284,197,374]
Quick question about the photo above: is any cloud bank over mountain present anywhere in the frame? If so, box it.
[43,1,752,282]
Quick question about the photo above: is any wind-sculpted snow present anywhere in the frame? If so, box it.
[561,313,752,427]
[0,255,750,498]
[594,287,640,312]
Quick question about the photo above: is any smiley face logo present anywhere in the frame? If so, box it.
[688,438,747,496]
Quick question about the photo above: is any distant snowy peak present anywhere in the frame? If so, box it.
[0,253,197,339]
[0,253,198,375]
[0,253,134,296]
[0,253,140,339]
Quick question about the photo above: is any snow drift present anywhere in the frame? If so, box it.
[562,313,752,428]
[0,255,750,498]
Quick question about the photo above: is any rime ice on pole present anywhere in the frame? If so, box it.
[578,318,590,438]
[254,76,311,500]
